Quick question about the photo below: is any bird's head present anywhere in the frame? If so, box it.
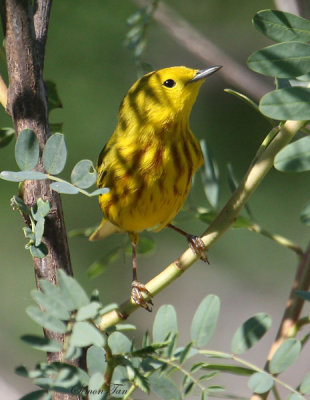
[119,66,221,129]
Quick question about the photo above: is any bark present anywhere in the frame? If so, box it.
[2,1,79,399]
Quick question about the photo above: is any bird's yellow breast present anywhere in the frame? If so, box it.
[98,123,203,233]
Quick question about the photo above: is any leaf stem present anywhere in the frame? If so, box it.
[46,174,92,197]
[249,223,304,257]
[200,350,303,397]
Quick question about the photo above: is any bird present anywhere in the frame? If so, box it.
[89,65,222,311]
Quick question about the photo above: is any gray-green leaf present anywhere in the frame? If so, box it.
[253,10,310,43]
[248,42,310,78]
[301,371,310,394]
[200,140,220,208]
[88,372,106,400]
[0,170,48,182]
[191,295,220,347]
[42,133,67,174]
[86,345,107,376]
[149,371,181,400]
[71,321,105,347]
[269,338,301,374]
[248,372,274,394]
[26,306,67,333]
[15,129,39,170]
[231,313,272,354]
[275,137,310,173]
[20,335,62,352]
[50,181,79,194]
[153,304,178,343]
[108,331,132,353]
[71,159,96,189]
[259,87,310,120]
[57,269,89,309]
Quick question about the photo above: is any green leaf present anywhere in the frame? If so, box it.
[178,342,193,364]
[287,394,305,400]
[29,243,48,259]
[18,390,48,400]
[45,80,63,112]
[300,202,310,226]
[149,371,181,400]
[295,290,310,302]
[0,127,14,148]
[34,218,45,246]
[231,313,272,354]
[26,306,67,333]
[200,140,219,208]
[88,247,122,278]
[191,295,220,347]
[259,87,310,120]
[153,304,178,343]
[88,188,109,196]
[275,137,310,173]
[20,335,62,352]
[15,129,39,170]
[253,10,310,43]
[76,302,101,321]
[42,133,67,174]
[301,371,310,394]
[207,385,225,393]
[32,198,50,220]
[71,321,105,347]
[269,338,301,374]
[71,159,96,189]
[0,170,47,182]
[57,269,89,309]
[88,372,106,400]
[137,235,155,254]
[86,345,107,376]
[248,42,310,78]
[108,331,132,353]
[31,289,70,320]
[201,364,254,376]
[50,181,79,194]
[248,372,274,394]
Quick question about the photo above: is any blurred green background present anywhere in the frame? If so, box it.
[1,0,309,398]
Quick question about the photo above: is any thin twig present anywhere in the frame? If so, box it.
[133,0,272,99]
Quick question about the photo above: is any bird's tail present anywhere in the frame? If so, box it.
[89,218,121,241]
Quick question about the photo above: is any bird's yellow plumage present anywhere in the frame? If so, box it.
[90,65,221,310]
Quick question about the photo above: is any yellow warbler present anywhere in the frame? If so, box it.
[90,65,221,310]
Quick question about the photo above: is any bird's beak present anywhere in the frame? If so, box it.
[188,65,222,83]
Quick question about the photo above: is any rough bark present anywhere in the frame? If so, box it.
[2,1,79,399]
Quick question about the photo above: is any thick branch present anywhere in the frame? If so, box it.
[33,0,53,70]
[3,1,77,398]
[133,0,272,99]
[98,120,304,330]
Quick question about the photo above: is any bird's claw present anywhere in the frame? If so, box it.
[187,235,209,263]
[131,280,153,312]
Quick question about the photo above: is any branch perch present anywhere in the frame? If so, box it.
[99,119,305,331]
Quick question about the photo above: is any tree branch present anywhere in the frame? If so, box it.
[250,241,310,400]
[133,0,272,99]
[2,1,78,398]
[98,120,305,331]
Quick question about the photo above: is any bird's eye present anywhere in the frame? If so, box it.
[163,79,176,88]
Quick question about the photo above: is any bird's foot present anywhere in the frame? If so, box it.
[187,235,209,263]
[131,280,153,312]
